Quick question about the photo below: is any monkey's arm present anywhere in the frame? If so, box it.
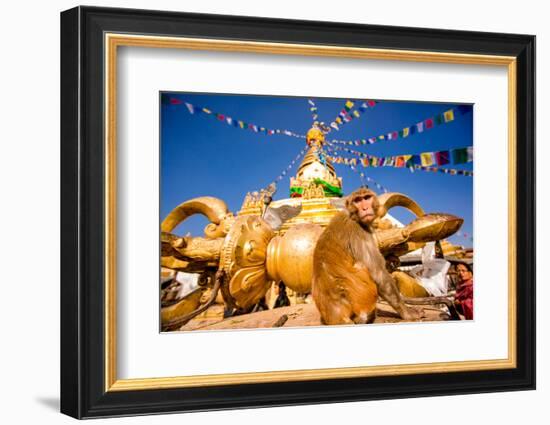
[376,272,425,320]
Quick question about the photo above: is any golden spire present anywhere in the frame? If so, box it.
[290,127,343,198]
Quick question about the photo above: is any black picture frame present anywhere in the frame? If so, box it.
[61,5,535,419]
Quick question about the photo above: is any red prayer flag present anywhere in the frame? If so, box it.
[435,150,450,166]
[170,98,182,105]
[425,118,434,129]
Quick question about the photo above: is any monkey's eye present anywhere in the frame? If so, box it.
[353,195,372,203]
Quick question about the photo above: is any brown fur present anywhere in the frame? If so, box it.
[312,188,423,325]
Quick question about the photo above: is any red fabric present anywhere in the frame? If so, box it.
[169,98,182,104]
[455,279,474,320]
[425,118,434,129]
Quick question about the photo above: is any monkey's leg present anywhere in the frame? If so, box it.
[320,301,355,326]
[377,275,424,320]
[352,310,377,324]
[348,272,378,325]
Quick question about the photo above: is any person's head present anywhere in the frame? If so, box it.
[456,262,473,282]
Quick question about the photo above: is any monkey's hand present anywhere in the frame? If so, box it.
[398,305,425,321]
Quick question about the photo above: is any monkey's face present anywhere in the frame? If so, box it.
[351,192,377,225]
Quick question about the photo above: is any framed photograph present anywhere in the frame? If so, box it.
[60,6,535,419]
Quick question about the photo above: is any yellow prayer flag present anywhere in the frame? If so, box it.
[444,109,455,122]
[345,100,354,109]
[403,127,410,138]
[421,152,434,166]
[202,108,212,114]
[353,110,360,117]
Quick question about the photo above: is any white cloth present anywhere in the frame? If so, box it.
[409,243,451,296]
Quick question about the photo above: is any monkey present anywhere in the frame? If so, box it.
[312,187,424,325]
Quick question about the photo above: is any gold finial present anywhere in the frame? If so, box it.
[306,127,325,147]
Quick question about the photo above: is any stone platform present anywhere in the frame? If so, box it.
[177,302,450,332]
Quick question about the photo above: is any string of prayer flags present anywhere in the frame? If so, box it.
[169,97,305,140]
[328,100,377,132]
[412,165,474,176]
[308,99,319,122]
[272,148,307,184]
[330,104,471,146]
[324,146,389,192]
[326,142,473,174]
[328,152,473,177]
[327,139,473,167]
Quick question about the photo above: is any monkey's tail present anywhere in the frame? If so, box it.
[402,295,461,320]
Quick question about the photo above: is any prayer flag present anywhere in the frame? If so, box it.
[452,148,468,164]
[416,122,424,133]
[353,110,361,118]
[421,152,435,166]
[367,100,376,107]
[425,118,434,129]
[444,109,455,122]
[345,100,354,111]
[170,97,183,105]
[403,127,410,138]
[184,102,194,113]
[467,146,474,162]
[435,150,450,166]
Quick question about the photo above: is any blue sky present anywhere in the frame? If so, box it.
[161,92,473,248]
